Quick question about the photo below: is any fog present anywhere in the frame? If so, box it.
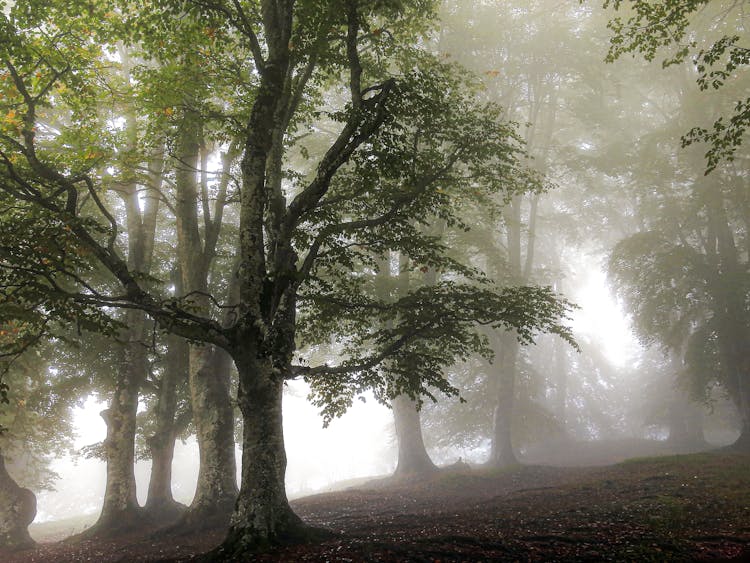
[35,261,649,522]
[36,384,395,522]
[1,0,748,559]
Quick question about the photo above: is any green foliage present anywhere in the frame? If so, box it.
[0,0,577,460]
[602,0,708,65]
[291,47,574,423]
[303,281,575,424]
[600,0,749,172]
[607,176,750,409]
[608,231,707,349]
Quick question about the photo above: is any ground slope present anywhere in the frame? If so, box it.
[4,450,750,561]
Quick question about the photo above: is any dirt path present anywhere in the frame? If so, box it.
[4,452,750,561]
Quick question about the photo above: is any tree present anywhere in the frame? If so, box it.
[0,1,574,555]
[141,330,191,522]
[437,0,586,467]
[608,176,750,449]
[0,452,36,551]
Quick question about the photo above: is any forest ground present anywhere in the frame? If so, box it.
[5,442,750,562]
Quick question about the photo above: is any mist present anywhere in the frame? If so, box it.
[1,0,748,560]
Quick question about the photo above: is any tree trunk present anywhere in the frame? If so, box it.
[180,344,237,529]
[0,451,36,551]
[145,438,183,521]
[212,355,313,558]
[487,333,519,467]
[85,49,161,535]
[89,314,148,536]
[144,333,189,522]
[666,398,706,451]
[487,195,524,468]
[705,189,750,452]
[553,336,568,433]
[172,93,238,530]
[729,372,750,451]
[388,253,438,477]
[392,395,438,477]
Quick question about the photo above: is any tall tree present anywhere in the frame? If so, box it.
[0,2,574,555]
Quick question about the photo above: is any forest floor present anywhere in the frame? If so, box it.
[5,442,750,562]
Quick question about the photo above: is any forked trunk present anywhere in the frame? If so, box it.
[212,356,311,558]
[0,451,36,551]
[392,395,437,477]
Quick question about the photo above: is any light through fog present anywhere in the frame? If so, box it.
[2,0,747,559]
[570,260,639,369]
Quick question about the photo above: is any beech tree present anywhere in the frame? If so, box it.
[0,0,575,555]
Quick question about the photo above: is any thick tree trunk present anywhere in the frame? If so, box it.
[487,334,519,468]
[172,94,238,530]
[704,189,750,451]
[212,356,313,558]
[486,195,524,468]
[144,334,189,522]
[388,253,438,478]
[145,438,183,521]
[0,452,36,551]
[729,372,750,452]
[666,399,706,451]
[89,321,148,536]
[392,395,438,477]
[86,54,160,536]
[733,421,750,451]
[180,344,237,529]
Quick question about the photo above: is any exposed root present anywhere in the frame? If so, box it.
[68,507,154,542]
[198,518,335,561]
[152,502,234,540]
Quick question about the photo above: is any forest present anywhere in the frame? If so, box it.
[0,0,748,561]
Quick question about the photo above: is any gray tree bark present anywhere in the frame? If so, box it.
[389,253,438,477]
[705,188,750,451]
[392,395,437,477]
[0,451,36,551]
[94,320,148,534]
[144,332,189,521]
[172,103,238,529]
[487,333,520,467]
